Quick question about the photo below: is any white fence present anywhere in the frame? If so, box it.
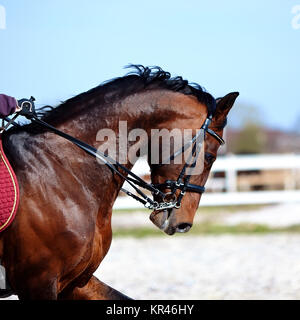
[113,154,300,209]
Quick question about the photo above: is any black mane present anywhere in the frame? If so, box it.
[7,65,216,133]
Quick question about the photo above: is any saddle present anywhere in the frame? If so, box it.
[0,96,36,233]
[0,135,19,233]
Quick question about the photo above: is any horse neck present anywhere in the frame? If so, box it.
[7,89,205,218]
[45,89,207,210]
[54,90,183,170]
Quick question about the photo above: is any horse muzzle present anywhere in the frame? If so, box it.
[150,208,192,235]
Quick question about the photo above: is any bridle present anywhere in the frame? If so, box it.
[3,97,224,212]
[150,116,224,211]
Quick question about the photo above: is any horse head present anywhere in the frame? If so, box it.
[149,92,239,235]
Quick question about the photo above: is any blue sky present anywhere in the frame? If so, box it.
[0,0,299,130]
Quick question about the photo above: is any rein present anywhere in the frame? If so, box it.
[4,98,224,212]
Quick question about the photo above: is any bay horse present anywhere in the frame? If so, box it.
[0,65,238,300]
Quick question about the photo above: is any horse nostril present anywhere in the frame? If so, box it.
[176,223,192,233]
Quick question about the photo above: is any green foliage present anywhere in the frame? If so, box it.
[113,223,300,238]
[226,102,267,154]
[230,123,267,154]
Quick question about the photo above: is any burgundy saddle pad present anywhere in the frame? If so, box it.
[0,136,19,232]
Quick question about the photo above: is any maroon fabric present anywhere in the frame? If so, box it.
[0,136,20,232]
[0,94,17,118]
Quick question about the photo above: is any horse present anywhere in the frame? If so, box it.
[0,65,238,300]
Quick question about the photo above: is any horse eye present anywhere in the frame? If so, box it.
[205,153,215,164]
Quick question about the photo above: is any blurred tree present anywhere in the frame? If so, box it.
[230,123,267,154]
[226,101,267,154]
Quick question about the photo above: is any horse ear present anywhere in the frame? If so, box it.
[214,92,239,119]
